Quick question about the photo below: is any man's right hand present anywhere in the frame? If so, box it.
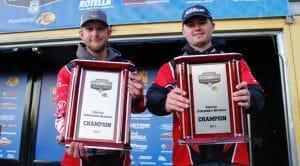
[67,142,86,158]
[56,133,65,144]
[57,133,86,158]
[165,88,190,113]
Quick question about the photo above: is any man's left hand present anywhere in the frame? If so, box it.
[128,73,144,101]
[232,81,251,109]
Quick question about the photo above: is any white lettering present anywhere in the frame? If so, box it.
[79,0,112,8]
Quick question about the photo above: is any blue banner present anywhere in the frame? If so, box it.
[0,72,28,160]
[34,71,64,161]
[0,0,289,34]
[131,68,172,165]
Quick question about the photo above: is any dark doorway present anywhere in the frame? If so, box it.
[0,34,289,166]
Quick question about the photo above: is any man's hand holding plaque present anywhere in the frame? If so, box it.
[165,88,190,113]
[233,81,251,109]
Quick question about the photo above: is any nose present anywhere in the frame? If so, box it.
[91,28,98,36]
[194,23,203,30]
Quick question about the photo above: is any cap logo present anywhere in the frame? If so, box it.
[184,8,206,17]
[90,14,98,18]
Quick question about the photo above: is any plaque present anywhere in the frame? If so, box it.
[174,53,248,144]
[64,59,135,150]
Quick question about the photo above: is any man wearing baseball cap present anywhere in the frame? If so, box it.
[147,5,264,166]
[55,9,145,166]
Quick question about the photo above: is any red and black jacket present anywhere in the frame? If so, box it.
[146,44,264,165]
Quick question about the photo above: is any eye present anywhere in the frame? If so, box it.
[198,20,208,25]
[95,25,107,32]
[97,27,105,31]
[186,22,195,27]
[85,26,94,31]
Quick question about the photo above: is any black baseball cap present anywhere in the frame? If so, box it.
[182,5,212,24]
[80,9,108,27]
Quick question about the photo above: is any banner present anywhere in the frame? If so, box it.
[0,72,28,160]
[34,71,64,161]
[0,0,289,34]
[131,68,172,165]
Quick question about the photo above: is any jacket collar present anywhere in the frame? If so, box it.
[182,44,219,55]
[76,43,122,61]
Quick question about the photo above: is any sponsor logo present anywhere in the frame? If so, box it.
[0,115,16,121]
[37,12,56,25]
[199,72,220,84]
[79,0,113,10]
[8,18,35,24]
[0,103,17,110]
[6,77,19,87]
[158,155,166,161]
[131,131,147,141]
[7,153,15,159]
[5,0,59,8]
[0,137,12,146]
[131,113,152,120]
[90,79,112,97]
[0,124,17,129]
[28,0,39,13]
[131,143,148,151]
[138,155,152,160]
[160,132,172,140]
[183,6,206,17]
[161,143,172,152]
[198,72,221,90]
[139,162,156,165]
[0,132,16,135]
[130,123,150,129]
[2,91,19,100]
[160,123,172,131]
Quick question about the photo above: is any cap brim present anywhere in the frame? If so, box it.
[183,14,211,24]
[80,19,108,27]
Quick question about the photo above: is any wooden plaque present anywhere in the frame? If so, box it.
[64,59,134,150]
[174,53,248,144]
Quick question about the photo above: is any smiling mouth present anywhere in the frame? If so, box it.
[193,34,204,37]
[90,40,103,44]
[194,32,204,35]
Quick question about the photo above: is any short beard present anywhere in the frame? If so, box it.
[193,39,211,49]
[88,43,107,53]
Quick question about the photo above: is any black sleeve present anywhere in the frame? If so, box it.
[146,84,171,116]
[248,84,265,112]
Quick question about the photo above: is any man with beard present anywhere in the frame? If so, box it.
[146,5,264,166]
[55,9,145,166]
